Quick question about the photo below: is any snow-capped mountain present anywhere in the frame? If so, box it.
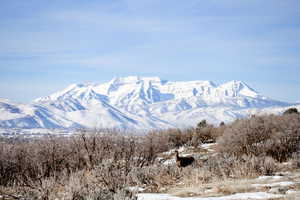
[0,76,296,132]
[0,98,81,129]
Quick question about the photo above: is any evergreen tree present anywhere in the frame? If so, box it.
[283,108,299,115]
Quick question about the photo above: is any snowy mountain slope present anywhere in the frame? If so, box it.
[241,104,300,116]
[0,98,81,129]
[0,76,296,131]
[34,82,172,129]
[91,77,288,110]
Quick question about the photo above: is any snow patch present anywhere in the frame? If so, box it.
[138,192,283,200]
[252,181,295,187]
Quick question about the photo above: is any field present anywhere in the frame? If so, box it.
[0,112,300,200]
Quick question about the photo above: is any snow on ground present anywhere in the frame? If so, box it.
[200,143,216,149]
[162,158,176,166]
[162,146,185,156]
[252,181,295,188]
[200,143,216,152]
[256,175,284,180]
[128,186,146,192]
[138,192,283,200]
[0,128,74,138]
[137,169,300,200]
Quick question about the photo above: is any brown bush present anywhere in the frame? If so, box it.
[217,114,300,162]
[201,154,278,181]
[142,121,225,150]
[0,130,162,199]
[165,128,193,148]
[290,153,300,169]
[148,128,194,148]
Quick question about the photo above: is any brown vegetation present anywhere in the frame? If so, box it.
[217,113,300,162]
[0,131,162,199]
[0,111,299,199]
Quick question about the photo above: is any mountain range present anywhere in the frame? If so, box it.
[0,76,299,133]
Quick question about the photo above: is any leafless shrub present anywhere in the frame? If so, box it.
[217,114,300,162]
[164,128,193,148]
[189,120,227,147]
[191,126,223,146]
[290,153,300,169]
[139,121,224,150]
[152,165,181,191]
[201,154,278,182]
[0,128,171,199]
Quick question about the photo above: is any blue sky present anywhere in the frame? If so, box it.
[0,0,300,103]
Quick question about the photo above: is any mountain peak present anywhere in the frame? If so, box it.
[218,80,259,98]
[69,83,86,88]
[110,76,163,84]
[225,80,251,88]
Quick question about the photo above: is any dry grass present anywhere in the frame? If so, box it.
[168,169,300,199]
[169,178,262,198]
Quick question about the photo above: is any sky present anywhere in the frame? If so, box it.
[0,0,300,103]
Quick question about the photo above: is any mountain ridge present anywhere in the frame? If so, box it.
[0,76,296,132]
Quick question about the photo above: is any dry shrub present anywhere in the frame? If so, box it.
[130,167,157,188]
[140,120,226,150]
[191,126,224,146]
[145,128,195,149]
[237,156,278,177]
[190,120,226,147]
[181,166,213,186]
[152,165,181,191]
[194,120,215,144]
[130,164,181,192]
[217,114,300,162]
[198,154,278,182]
[0,130,162,199]
[151,121,225,149]
[164,128,193,148]
[290,153,300,169]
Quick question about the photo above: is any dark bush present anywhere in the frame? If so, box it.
[219,121,225,126]
[283,107,299,115]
